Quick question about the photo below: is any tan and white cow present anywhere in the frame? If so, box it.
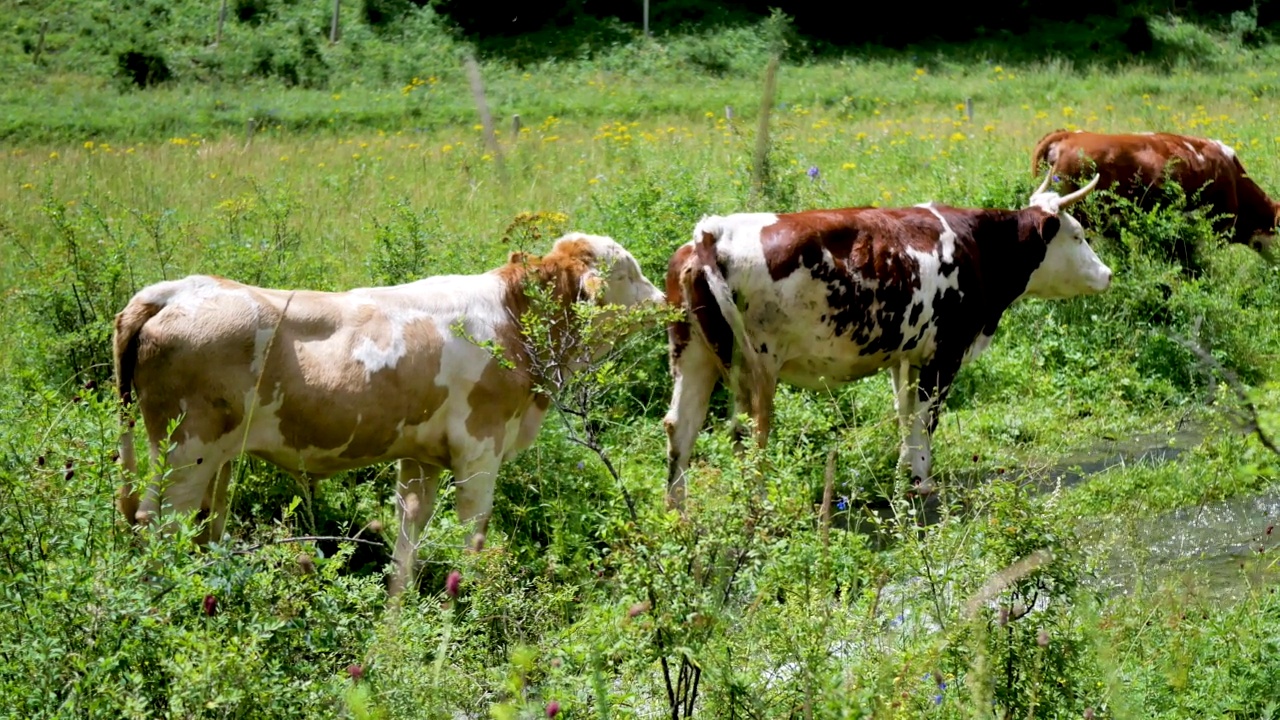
[113,232,664,594]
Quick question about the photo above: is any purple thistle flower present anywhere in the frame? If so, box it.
[807,165,820,180]
[445,570,461,598]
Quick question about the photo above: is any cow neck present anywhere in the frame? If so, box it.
[492,252,593,385]
[972,208,1054,327]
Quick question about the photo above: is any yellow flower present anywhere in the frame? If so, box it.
[1062,106,1075,117]
[280,155,289,162]
[48,151,59,159]
[954,103,965,112]
[473,124,484,131]
[332,94,342,101]
[993,65,1003,73]
[351,153,360,159]
[441,145,453,153]
[705,111,714,118]
[915,67,925,76]
[950,132,966,142]
[317,162,326,168]
[481,153,493,161]
[588,177,598,185]
[542,136,559,143]
[984,123,996,132]
[84,141,94,149]
[20,182,33,190]
[882,190,892,201]
[208,172,217,179]
[842,162,857,170]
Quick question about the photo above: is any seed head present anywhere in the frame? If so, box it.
[36,455,45,467]
[1036,628,1049,647]
[471,532,485,552]
[296,553,315,574]
[367,519,384,534]
[64,469,74,481]
[347,663,364,682]
[203,594,218,616]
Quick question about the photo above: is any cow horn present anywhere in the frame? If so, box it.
[1033,170,1052,196]
[1057,173,1100,208]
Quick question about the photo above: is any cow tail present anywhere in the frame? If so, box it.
[1031,130,1066,177]
[113,298,162,523]
[692,222,769,424]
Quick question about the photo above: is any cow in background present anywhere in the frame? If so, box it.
[1032,129,1280,260]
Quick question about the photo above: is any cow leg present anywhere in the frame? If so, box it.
[196,462,234,545]
[889,361,922,475]
[136,430,233,541]
[910,362,961,496]
[663,340,720,511]
[452,456,501,545]
[391,459,444,597]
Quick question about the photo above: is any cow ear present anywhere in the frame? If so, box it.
[578,269,605,302]
[509,251,531,265]
[1038,215,1061,242]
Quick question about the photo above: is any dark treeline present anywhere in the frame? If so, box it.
[409,0,1280,56]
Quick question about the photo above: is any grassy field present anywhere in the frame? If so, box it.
[5,20,1280,718]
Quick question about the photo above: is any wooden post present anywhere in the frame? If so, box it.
[243,117,257,153]
[511,113,522,136]
[643,0,649,35]
[33,19,48,65]
[463,50,506,181]
[217,0,227,45]
[965,96,973,122]
[750,54,780,207]
[330,0,341,44]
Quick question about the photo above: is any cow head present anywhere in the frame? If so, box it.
[1023,173,1113,299]
[554,233,666,308]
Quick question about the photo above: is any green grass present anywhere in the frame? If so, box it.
[5,18,1280,719]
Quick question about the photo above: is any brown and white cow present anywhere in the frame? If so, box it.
[662,175,1110,509]
[1032,129,1280,254]
[113,232,664,594]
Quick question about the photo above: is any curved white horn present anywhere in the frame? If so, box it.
[1058,174,1100,208]
[1033,170,1052,196]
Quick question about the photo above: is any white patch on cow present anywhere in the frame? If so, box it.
[1022,211,1112,299]
[1212,139,1236,159]
[1182,141,1206,163]
[350,306,434,378]
[916,202,957,263]
[137,275,256,316]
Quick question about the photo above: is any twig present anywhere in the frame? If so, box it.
[1168,331,1280,456]
[232,534,386,554]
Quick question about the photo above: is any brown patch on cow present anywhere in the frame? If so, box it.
[465,355,536,450]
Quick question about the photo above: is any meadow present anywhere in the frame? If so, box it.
[6,14,1280,719]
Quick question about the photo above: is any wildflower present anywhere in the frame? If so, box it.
[807,165,820,180]
[915,67,925,76]
[49,151,59,159]
[20,182,33,190]
[203,594,218,616]
[542,136,559,143]
[546,701,560,718]
[347,663,364,682]
[84,141,94,149]
[835,496,848,510]
[950,132,966,142]
[994,65,1003,73]
[576,461,585,470]
[297,553,315,574]
[208,173,217,179]
[628,600,651,618]
[445,570,461,598]
[472,532,485,552]
[441,145,453,153]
